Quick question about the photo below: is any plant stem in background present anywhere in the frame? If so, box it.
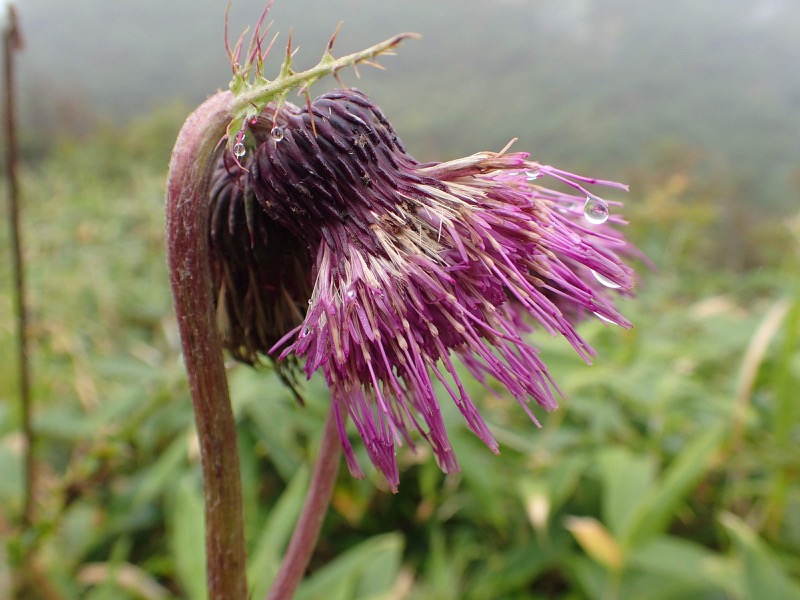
[166,90,249,600]
[267,404,342,600]
[3,3,34,528]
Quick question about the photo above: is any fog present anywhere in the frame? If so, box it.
[13,0,800,211]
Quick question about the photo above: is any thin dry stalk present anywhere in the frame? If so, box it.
[3,3,34,528]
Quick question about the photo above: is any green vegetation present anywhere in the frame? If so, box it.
[1,96,798,598]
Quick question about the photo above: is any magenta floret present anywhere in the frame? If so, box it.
[208,88,636,490]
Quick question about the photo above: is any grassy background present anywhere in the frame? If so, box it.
[2,1,800,598]
[1,100,798,600]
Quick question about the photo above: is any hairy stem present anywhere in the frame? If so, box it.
[267,404,342,600]
[226,30,419,153]
[166,91,249,600]
[232,32,417,113]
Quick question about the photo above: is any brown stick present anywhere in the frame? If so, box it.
[166,90,249,600]
[267,404,342,600]
[3,4,34,528]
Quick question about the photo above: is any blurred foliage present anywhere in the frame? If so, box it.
[1,96,799,600]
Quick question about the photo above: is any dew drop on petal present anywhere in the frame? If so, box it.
[594,311,618,324]
[526,170,542,181]
[232,142,246,158]
[583,196,609,224]
[300,326,310,338]
[346,289,356,300]
[591,269,622,289]
[271,126,285,142]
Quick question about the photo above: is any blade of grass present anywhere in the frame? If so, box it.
[764,296,799,535]
[720,512,800,599]
[728,298,791,457]
[247,466,310,598]
[627,423,725,547]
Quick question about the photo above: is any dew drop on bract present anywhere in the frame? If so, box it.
[583,196,609,224]
[232,142,246,158]
[271,126,285,142]
[591,269,622,289]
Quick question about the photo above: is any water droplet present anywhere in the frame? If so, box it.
[271,126,285,142]
[526,170,542,181]
[591,270,621,289]
[307,299,313,305]
[583,197,609,224]
[232,142,246,158]
[346,289,356,300]
[300,326,310,338]
[593,311,617,325]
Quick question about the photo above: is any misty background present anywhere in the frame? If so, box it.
[15,0,800,216]
[3,2,800,597]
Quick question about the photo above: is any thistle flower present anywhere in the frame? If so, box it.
[208,88,635,491]
[168,14,638,597]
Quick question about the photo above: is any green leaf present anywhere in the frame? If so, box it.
[549,453,590,510]
[597,447,656,542]
[294,533,404,600]
[424,527,461,600]
[468,538,561,599]
[0,442,23,507]
[130,434,187,508]
[449,428,508,528]
[627,535,725,591]
[167,474,206,600]
[567,555,612,600]
[720,512,800,600]
[247,466,310,599]
[627,424,725,546]
[33,406,96,441]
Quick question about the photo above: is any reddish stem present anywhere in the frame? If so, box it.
[167,89,344,600]
[267,404,342,600]
[166,91,249,600]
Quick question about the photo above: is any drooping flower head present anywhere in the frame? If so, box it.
[209,87,635,491]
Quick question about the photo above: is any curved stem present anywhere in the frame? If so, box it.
[166,91,249,600]
[267,404,342,600]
